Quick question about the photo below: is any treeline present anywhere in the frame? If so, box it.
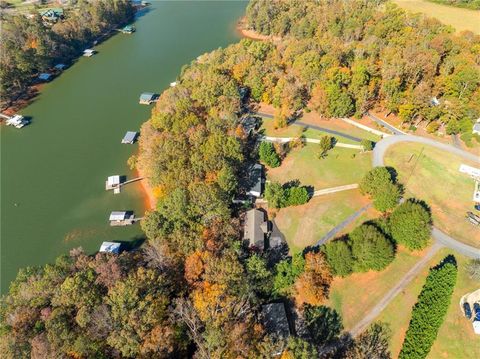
[399,256,458,359]
[245,0,480,136]
[0,0,135,107]
[428,0,480,9]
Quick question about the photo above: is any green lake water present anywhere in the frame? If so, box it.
[1,0,247,293]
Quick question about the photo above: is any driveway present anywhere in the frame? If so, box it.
[367,112,406,135]
[373,134,480,259]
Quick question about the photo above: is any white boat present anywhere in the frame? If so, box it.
[170,81,177,87]
[6,115,29,129]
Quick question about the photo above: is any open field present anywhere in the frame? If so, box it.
[274,190,370,252]
[384,142,480,247]
[377,247,480,358]
[393,0,480,34]
[267,144,372,190]
[327,246,431,331]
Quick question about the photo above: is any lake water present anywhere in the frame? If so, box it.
[0,0,246,293]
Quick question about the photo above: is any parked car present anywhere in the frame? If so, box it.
[464,302,472,319]
[474,303,480,321]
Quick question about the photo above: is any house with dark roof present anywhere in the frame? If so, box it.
[240,116,260,136]
[261,303,291,340]
[247,163,264,197]
[244,208,270,251]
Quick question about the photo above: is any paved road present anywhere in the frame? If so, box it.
[349,242,444,337]
[314,204,372,247]
[367,112,406,135]
[252,112,363,143]
[373,134,480,259]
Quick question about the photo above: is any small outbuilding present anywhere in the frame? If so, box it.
[473,119,480,135]
[40,8,64,23]
[99,241,122,254]
[139,92,159,105]
[122,131,138,144]
[244,208,270,251]
[247,163,264,197]
[261,303,290,339]
[38,73,53,82]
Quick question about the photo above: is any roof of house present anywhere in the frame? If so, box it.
[241,116,259,134]
[109,211,128,221]
[261,303,290,339]
[248,163,264,195]
[99,241,122,254]
[244,208,268,250]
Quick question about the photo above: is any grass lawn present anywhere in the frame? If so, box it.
[259,117,380,145]
[273,190,370,252]
[385,142,480,248]
[377,247,480,358]
[326,247,428,331]
[394,0,480,34]
[267,144,372,190]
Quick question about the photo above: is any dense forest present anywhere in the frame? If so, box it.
[246,0,480,137]
[428,0,480,9]
[0,0,471,357]
[0,0,135,108]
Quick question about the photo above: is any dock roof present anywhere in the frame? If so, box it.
[122,131,138,144]
[38,73,52,81]
[99,241,122,254]
[107,175,121,186]
[109,211,128,221]
[139,92,156,101]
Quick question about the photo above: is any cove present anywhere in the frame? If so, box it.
[1,0,247,293]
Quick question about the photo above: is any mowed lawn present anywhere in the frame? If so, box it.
[326,247,428,331]
[394,0,480,34]
[274,190,370,252]
[377,248,480,358]
[260,117,380,145]
[267,144,372,190]
[385,143,480,248]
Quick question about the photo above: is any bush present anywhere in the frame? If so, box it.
[285,186,310,206]
[259,141,281,168]
[322,240,353,277]
[399,256,457,359]
[389,200,432,250]
[361,139,374,151]
[426,121,440,134]
[349,225,395,272]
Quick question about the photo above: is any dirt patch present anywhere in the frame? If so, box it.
[236,17,282,42]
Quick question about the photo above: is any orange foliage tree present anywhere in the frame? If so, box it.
[294,252,333,306]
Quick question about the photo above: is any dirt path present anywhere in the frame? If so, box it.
[349,241,444,337]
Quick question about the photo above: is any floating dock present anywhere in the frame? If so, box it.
[109,211,140,226]
[139,92,159,105]
[105,175,143,194]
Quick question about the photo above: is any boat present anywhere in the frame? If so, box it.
[6,115,29,129]
[83,49,95,57]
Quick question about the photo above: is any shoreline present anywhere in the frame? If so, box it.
[236,16,282,42]
[136,165,156,211]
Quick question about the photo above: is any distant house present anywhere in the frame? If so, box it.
[122,131,138,144]
[473,119,480,135]
[139,92,159,105]
[99,241,122,254]
[40,8,64,23]
[240,116,259,136]
[38,73,53,82]
[244,208,270,251]
[261,303,290,340]
[247,163,264,197]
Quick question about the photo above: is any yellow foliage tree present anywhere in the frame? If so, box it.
[294,252,332,306]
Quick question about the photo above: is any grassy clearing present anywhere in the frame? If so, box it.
[393,0,480,34]
[377,247,480,358]
[326,247,429,331]
[259,117,380,144]
[385,142,480,248]
[267,144,372,189]
[274,190,370,252]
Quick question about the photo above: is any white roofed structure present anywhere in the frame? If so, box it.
[99,241,122,254]
[109,211,128,221]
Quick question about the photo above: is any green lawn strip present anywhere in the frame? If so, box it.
[267,144,371,190]
[384,143,480,248]
[326,249,422,330]
[376,247,480,358]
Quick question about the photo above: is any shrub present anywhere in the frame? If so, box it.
[399,256,457,359]
[285,186,310,206]
[361,139,374,151]
[349,225,395,272]
[322,240,353,277]
[259,141,281,168]
[389,200,432,250]
[426,121,440,134]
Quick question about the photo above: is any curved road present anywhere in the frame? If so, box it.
[373,134,480,259]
